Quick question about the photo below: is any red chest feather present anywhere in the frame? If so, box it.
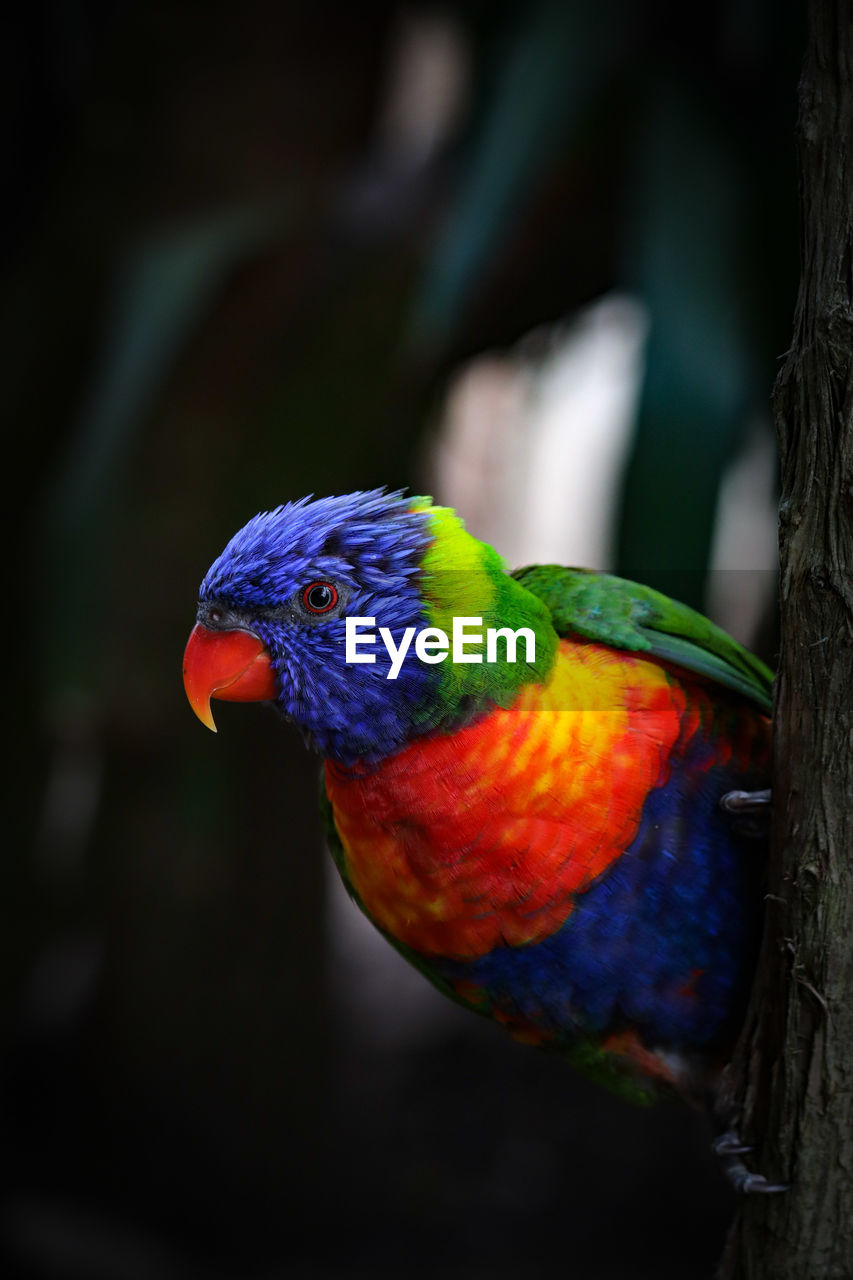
[324,640,767,960]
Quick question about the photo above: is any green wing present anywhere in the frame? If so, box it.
[512,565,773,713]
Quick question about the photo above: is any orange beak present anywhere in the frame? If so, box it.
[182,622,276,732]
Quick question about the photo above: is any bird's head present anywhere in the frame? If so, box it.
[183,489,557,764]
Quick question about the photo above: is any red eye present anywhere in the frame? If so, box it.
[302,581,338,613]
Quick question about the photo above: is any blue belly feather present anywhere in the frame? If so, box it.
[432,757,764,1052]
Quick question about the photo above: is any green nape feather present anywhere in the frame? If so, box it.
[411,500,559,718]
[513,565,773,713]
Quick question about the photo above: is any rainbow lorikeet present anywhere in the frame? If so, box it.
[183,489,777,1188]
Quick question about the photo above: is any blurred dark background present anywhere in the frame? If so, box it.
[6,2,801,1277]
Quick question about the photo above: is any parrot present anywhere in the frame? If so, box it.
[182,488,779,1190]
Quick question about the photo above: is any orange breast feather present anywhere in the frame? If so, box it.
[324,640,698,959]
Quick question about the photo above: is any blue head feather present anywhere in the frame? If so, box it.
[198,489,442,763]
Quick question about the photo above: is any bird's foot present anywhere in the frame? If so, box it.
[720,789,771,814]
[712,1130,753,1157]
[720,789,771,839]
[711,1130,788,1195]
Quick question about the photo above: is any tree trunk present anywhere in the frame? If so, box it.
[718,3,853,1277]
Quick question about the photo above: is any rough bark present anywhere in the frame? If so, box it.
[718,3,853,1277]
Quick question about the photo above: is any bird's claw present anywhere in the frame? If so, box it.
[724,1162,790,1195]
[711,1130,753,1157]
[720,788,771,814]
[711,1128,788,1195]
